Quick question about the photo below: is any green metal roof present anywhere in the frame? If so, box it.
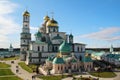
[82,56,92,62]
[106,54,120,60]
[53,57,65,64]
[46,55,55,61]
[59,41,71,53]
[35,31,42,37]
[46,57,53,61]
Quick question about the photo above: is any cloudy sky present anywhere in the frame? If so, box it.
[0,0,120,48]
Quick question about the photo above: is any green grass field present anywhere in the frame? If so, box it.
[39,75,68,80]
[0,61,22,80]
[0,76,22,80]
[89,72,116,78]
[0,62,11,68]
[18,62,33,73]
[0,69,14,76]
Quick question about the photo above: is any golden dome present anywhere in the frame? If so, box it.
[23,10,30,16]
[43,15,50,21]
[46,18,58,27]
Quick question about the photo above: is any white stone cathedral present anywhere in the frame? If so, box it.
[20,10,86,65]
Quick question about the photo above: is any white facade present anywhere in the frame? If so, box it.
[21,11,86,64]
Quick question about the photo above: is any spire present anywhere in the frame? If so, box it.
[10,44,13,48]
[110,44,113,53]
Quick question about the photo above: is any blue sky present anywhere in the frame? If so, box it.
[0,0,120,48]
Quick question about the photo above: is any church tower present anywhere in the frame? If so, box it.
[69,34,73,44]
[20,10,31,61]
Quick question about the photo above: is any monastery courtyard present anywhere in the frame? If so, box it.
[0,58,120,80]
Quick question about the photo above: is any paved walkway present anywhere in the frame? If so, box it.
[1,60,41,80]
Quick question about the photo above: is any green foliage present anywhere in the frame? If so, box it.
[89,72,116,78]
[0,69,14,76]
[28,64,37,72]
[18,62,33,73]
[0,76,22,80]
[0,62,11,68]
[39,75,68,80]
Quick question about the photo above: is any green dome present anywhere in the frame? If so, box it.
[53,57,65,64]
[35,31,42,37]
[59,41,71,53]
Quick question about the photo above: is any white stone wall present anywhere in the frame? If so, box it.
[74,44,85,52]
[52,39,63,44]
[29,43,48,52]
[49,32,66,40]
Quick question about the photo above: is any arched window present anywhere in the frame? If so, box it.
[55,46,58,52]
[79,56,82,61]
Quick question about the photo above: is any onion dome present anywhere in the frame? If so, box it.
[59,41,71,54]
[35,31,42,37]
[46,18,58,27]
[23,10,30,16]
[43,15,50,21]
[53,57,65,64]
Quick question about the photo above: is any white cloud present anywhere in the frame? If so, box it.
[30,26,38,31]
[79,27,120,41]
[0,0,20,48]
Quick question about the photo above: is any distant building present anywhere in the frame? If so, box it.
[101,45,120,67]
[0,44,19,58]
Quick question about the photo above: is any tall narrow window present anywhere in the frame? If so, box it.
[42,46,44,52]
[77,47,79,52]
[38,46,40,51]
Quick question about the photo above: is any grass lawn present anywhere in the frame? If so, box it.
[89,72,116,78]
[0,76,23,80]
[0,69,14,76]
[39,75,68,80]
[18,62,33,73]
[0,62,11,68]
[0,56,19,61]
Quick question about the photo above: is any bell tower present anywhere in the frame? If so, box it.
[69,34,73,44]
[20,10,31,61]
